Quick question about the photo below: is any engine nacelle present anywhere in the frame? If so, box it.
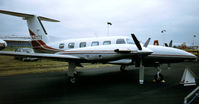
[0,39,7,50]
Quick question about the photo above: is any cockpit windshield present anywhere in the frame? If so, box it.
[126,38,134,44]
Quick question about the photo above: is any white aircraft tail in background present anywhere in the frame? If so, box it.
[0,10,60,53]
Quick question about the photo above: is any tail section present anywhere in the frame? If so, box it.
[0,10,61,53]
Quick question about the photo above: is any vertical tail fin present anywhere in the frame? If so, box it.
[0,10,60,53]
[27,16,49,43]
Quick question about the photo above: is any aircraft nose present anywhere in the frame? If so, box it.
[184,51,197,61]
[190,53,197,61]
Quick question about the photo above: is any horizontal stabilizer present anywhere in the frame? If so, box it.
[38,16,60,22]
[0,9,33,17]
[0,10,60,22]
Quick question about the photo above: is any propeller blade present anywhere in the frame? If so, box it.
[165,43,168,47]
[131,34,142,50]
[169,40,173,47]
[144,38,151,47]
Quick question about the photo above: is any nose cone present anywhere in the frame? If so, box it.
[182,49,197,61]
[187,52,197,61]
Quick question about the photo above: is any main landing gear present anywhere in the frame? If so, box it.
[120,58,144,84]
[67,62,78,84]
[120,65,127,72]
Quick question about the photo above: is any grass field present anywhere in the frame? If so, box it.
[0,46,114,76]
[0,55,113,76]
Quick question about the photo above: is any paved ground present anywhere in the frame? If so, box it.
[0,62,199,104]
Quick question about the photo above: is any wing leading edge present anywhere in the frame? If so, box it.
[0,51,81,61]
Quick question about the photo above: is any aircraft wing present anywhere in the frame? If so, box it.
[0,51,82,61]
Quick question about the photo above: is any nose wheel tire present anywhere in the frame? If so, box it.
[153,73,165,83]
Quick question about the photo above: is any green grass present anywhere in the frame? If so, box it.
[0,55,113,76]
[0,46,114,76]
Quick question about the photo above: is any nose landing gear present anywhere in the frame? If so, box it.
[153,67,166,83]
[67,62,78,84]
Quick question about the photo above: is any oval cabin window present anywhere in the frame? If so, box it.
[80,42,86,48]
[91,41,99,46]
[103,41,111,45]
[59,43,64,49]
[68,42,75,48]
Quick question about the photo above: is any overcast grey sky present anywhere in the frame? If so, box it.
[0,0,198,45]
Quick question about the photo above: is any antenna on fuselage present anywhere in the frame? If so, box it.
[161,29,166,46]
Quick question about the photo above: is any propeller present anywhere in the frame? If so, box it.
[131,34,152,84]
[169,40,173,47]
[131,34,142,50]
[165,43,168,47]
[144,38,151,48]
[164,40,173,47]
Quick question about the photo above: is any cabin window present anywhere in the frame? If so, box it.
[59,43,64,49]
[103,41,111,45]
[80,42,86,48]
[68,42,75,48]
[91,41,99,46]
[126,38,134,44]
[116,39,125,44]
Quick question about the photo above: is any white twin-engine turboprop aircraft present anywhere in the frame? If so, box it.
[0,10,197,84]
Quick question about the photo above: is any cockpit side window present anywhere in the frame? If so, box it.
[126,38,134,44]
[116,39,125,44]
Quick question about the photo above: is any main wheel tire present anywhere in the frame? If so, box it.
[120,65,126,72]
[69,77,76,84]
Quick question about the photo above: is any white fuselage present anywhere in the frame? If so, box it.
[44,36,196,63]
